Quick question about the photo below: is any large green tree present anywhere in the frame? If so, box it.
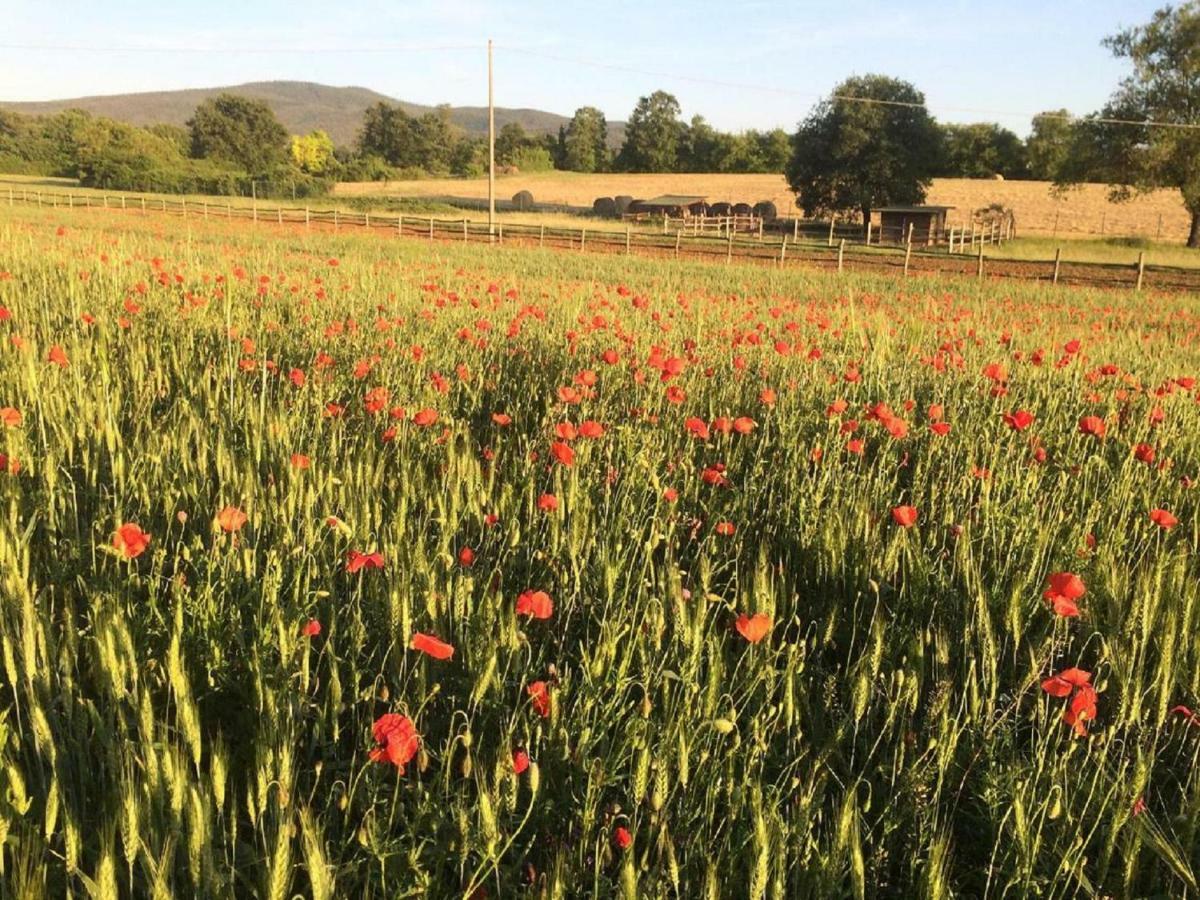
[616,90,683,172]
[785,75,942,222]
[1079,3,1200,246]
[939,122,1028,179]
[1025,110,1076,180]
[187,93,288,175]
[562,106,609,172]
[357,102,421,169]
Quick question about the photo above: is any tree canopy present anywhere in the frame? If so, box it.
[785,75,942,222]
[187,93,289,176]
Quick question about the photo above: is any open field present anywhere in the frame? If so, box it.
[2,203,1200,896]
[337,173,1196,243]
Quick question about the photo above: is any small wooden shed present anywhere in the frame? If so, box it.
[638,195,708,218]
[871,205,953,245]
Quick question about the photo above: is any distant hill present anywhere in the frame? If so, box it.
[0,80,627,148]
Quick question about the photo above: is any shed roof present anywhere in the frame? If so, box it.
[872,205,954,213]
[643,194,707,206]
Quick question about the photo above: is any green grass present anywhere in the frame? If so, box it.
[1,202,1199,897]
[990,234,1200,269]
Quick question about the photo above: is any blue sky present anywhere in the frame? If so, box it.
[0,0,1163,135]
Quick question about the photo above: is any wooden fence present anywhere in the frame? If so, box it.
[2,185,1194,294]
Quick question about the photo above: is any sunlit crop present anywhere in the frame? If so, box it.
[1,204,1199,897]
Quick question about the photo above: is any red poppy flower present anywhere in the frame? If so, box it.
[1043,572,1085,617]
[290,453,311,469]
[527,681,551,718]
[735,613,772,643]
[555,422,578,441]
[411,632,455,660]
[458,546,475,567]
[579,420,605,439]
[685,417,710,440]
[512,749,530,775]
[1150,508,1179,529]
[47,345,69,368]
[0,407,21,428]
[550,441,575,466]
[537,493,559,512]
[930,422,951,436]
[301,618,321,637]
[613,826,632,850]
[846,438,865,455]
[662,487,678,502]
[732,416,756,434]
[1078,416,1106,438]
[516,590,554,619]
[714,521,736,536]
[1064,684,1098,737]
[891,506,918,527]
[347,550,386,573]
[491,412,512,426]
[288,368,306,387]
[1134,443,1156,464]
[368,713,420,771]
[216,505,247,533]
[412,408,439,427]
[1003,409,1035,431]
[1041,667,1091,697]
[113,522,151,559]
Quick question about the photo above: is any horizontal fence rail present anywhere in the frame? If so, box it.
[2,184,1195,294]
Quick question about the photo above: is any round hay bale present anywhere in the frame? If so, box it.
[732,202,753,216]
[627,199,647,215]
[511,190,534,211]
[593,197,617,218]
[752,201,778,221]
[709,201,732,216]
[614,195,634,215]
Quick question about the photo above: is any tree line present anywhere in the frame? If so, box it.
[785,2,1200,245]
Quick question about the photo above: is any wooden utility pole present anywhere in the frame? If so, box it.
[488,39,496,243]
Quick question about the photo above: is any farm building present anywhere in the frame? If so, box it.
[871,205,954,245]
[635,195,708,217]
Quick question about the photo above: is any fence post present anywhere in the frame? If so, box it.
[540,224,545,247]
[827,218,835,247]
[793,218,799,240]
[278,206,284,225]
[1052,247,1061,285]
[430,216,435,240]
[758,219,763,240]
[1157,213,1163,240]
[675,230,681,258]
[865,222,872,245]
[948,227,956,254]
[1136,251,1146,292]
[581,228,586,250]
[181,197,186,218]
[463,218,468,242]
[226,202,231,219]
[625,227,631,255]
[838,238,845,273]
[727,231,733,263]
[906,222,914,247]
[36,191,41,207]
[977,242,984,279]
[121,195,127,211]
[779,235,787,266]
[162,199,167,215]
[142,197,147,215]
[903,237,913,277]
[364,211,369,229]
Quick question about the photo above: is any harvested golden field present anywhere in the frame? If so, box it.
[336,173,1194,242]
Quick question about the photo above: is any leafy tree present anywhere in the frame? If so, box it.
[1025,110,1075,180]
[187,93,289,175]
[290,130,335,174]
[616,91,683,172]
[679,115,721,171]
[411,107,458,175]
[495,122,529,167]
[563,106,609,172]
[939,123,1029,179]
[786,75,942,222]
[1075,3,1200,246]
[357,102,422,169]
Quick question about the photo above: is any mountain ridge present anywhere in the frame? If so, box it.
[0,80,627,148]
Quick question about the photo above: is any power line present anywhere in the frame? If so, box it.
[0,42,480,54]
[500,45,1200,132]
[3,37,1199,132]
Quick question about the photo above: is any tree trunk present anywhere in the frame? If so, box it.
[1190,210,1200,249]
